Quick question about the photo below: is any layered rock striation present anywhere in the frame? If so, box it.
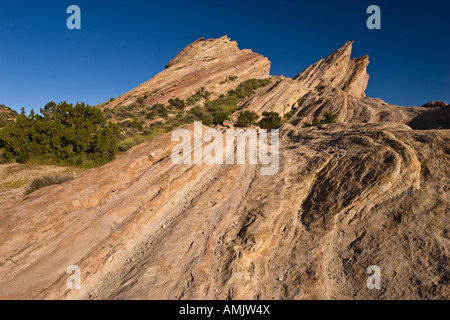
[105,36,271,111]
[0,37,449,300]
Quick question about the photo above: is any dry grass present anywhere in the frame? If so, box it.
[25,173,74,195]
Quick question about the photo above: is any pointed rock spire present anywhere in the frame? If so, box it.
[294,41,369,98]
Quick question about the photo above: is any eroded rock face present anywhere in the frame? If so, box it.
[422,101,449,109]
[236,42,373,120]
[0,122,448,300]
[105,36,271,110]
[294,41,369,98]
[237,42,447,131]
[0,38,449,300]
[234,76,305,120]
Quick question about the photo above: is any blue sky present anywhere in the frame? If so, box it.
[1,0,449,113]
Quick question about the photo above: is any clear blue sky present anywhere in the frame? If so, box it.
[1,0,449,113]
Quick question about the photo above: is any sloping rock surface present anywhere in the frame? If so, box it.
[0,38,448,300]
[105,36,271,110]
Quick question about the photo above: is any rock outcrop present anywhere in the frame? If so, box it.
[236,42,446,131]
[234,42,374,119]
[105,36,271,111]
[0,121,448,300]
[422,101,449,109]
[0,37,449,300]
[0,104,18,128]
[293,41,369,98]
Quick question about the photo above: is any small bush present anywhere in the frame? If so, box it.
[235,111,260,127]
[16,153,30,164]
[168,98,186,110]
[146,110,157,120]
[187,88,211,105]
[258,111,282,130]
[119,139,137,152]
[120,118,144,131]
[26,173,73,195]
[305,111,337,127]
[323,111,337,124]
[129,118,144,131]
[213,112,229,125]
[228,78,272,99]
[136,96,145,105]
[151,104,168,119]
[117,108,133,119]
[283,110,294,123]
[0,148,8,164]
[186,106,213,126]
[221,75,238,84]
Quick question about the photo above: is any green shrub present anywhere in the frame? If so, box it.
[0,102,120,164]
[0,148,7,164]
[186,106,213,126]
[213,112,229,125]
[136,96,145,105]
[323,111,337,124]
[122,118,143,131]
[16,153,30,164]
[150,104,168,119]
[235,111,260,127]
[146,110,157,120]
[202,79,272,125]
[228,78,272,99]
[221,75,238,84]
[168,98,186,110]
[187,88,212,105]
[258,111,282,130]
[305,111,337,127]
[117,108,133,119]
[283,110,294,122]
[25,173,73,195]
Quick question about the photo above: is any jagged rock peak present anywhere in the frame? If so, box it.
[294,41,370,98]
[165,36,248,69]
[421,101,449,108]
[105,36,271,110]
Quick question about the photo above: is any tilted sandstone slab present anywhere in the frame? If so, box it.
[235,42,372,119]
[293,41,369,98]
[289,86,422,126]
[0,38,449,301]
[105,36,271,110]
[235,41,447,130]
[0,121,448,300]
[233,76,306,120]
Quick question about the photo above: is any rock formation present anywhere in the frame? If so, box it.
[0,104,18,128]
[105,36,271,111]
[0,37,448,300]
[237,41,447,131]
[294,41,369,98]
